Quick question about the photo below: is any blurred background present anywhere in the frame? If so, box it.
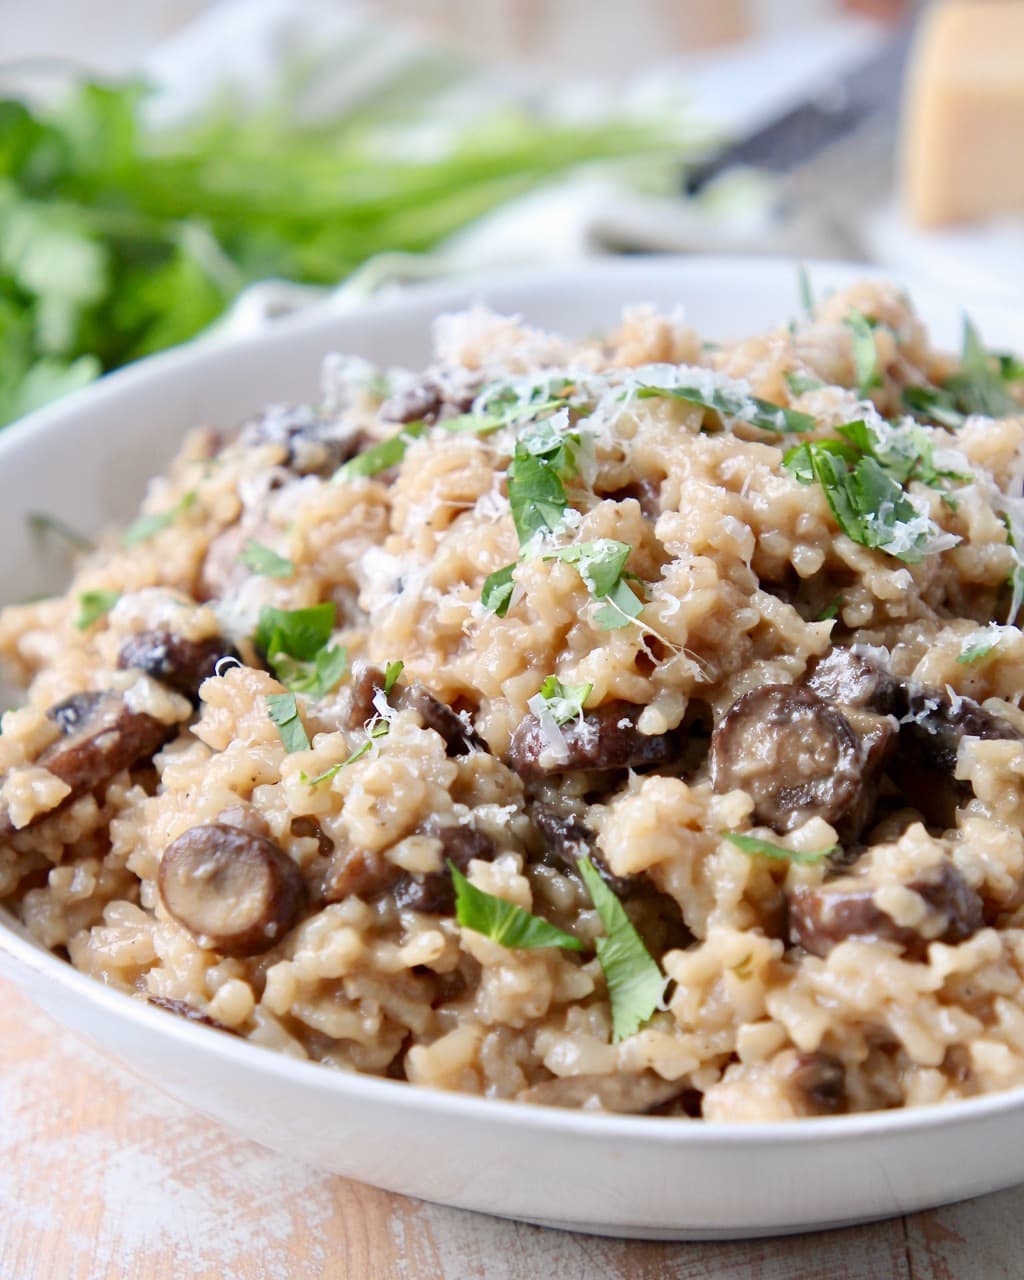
[1,0,1020,424]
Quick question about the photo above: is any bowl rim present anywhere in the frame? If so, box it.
[3,251,1024,1147]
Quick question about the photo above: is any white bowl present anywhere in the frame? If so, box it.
[3,257,1024,1241]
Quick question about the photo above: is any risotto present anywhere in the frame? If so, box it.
[2,278,1024,1121]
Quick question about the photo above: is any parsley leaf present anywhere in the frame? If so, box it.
[481,563,516,617]
[266,692,310,753]
[723,832,834,865]
[122,491,196,547]
[547,538,645,629]
[844,310,882,397]
[256,603,335,663]
[383,660,404,694]
[945,317,1019,420]
[957,630,1000,665]
[817,596,842,622]
[635,382,815,436]
[333,424,426,482]
[74,588,119,629]
[256,603,344,698]
[239,540,294,578]
[535,675,592,726]
[900,385,966,431]
[577,856,666,1042]
[28,510,94,552]
[785,371,824,396]
[451,862,583,951]
[507,440,572,545]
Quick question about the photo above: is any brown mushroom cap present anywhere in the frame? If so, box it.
[507,701,677,779]
[789,860,983,959]
[118,630,240,702]
[158,823,306,956]
[710,685,864,834]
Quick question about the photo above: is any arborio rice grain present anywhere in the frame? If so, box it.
[3,278,1024,1120]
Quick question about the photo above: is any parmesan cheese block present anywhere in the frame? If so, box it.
[902,1,1024,228]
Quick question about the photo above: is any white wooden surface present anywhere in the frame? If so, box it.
[1,975,1021,1280]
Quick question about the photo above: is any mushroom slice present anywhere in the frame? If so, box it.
[803,647,898,712]
[518,1071,688,1114]
[710,685,867,835]
[392,821,495,914]
[147,995,239,1035]
[158,823,306,956]
[507,701,677,779]
[401,684,486,756]
[531,804,637,899]
[789,860,983,959]
[239,404,365,477]
[118,629,240,702]
[782,1050,847,1116]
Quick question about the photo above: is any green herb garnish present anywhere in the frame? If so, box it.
[74,588,119,629]
[255,603,344,698]
[817,596,842,622]
[451,862,583,951]
[383,660,404,694]
[333,423,426,482]
[957,631,1000,665]
[534,675,593,726]
[945,317,1020,420]
[507,439,574,546]
[122,491,196,547]
[723,832,834,865]
[481,563,516,617]
[266,692,310,753]
[784,371,824,396]
[844,310,882,398]
[547,538,645,630]
[577,856,666,1042]
[28,511,94,552]
[635,382,815,436]
[239,540,294,578]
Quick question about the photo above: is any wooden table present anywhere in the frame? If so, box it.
[1,976,1020,1279]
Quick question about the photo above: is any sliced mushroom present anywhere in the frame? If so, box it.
[518,1071,688,1114]
[379,380,443,425]
[710,685,869,836]
[783,1051,847,1116]
[0,691,177,838]
[158,823,306,956]
[507,701,677,779]
[789,860,983,959]
[239,404,365,477]
[803,646,898,712]
[118,630,241,702]
[319,847,394,904]
[401,683,486,756]
[392,821,496,914]
[345,662,388,731]
[531,804,636,899]
[147,995,239,1036]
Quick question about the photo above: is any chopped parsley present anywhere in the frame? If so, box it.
[238,540,294,578]
[28,510,94,552]
[333,423,425,482]
[547,538,645,630]
[533,675,592,726]
[723,832,834,865]
[798,264,814,316]
[957,629,1001,665]
[904,317,1022,427]
[303,717,389,784]
[481,563,516,617]
[844,310,882,398]
[74,588,119,629]
[635,381,815,436]
[451,862,583,951]
[783,419,961,564]
[506,417,582,547]
[122,491,196,547]
[255,603,345,699]
[784,371,824,396]
[817,596,842,622]
[266,692,310,753]
[383,659,404,694]
[577,856,666,1042]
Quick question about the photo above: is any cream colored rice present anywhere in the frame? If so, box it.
[2,278,1024,1120]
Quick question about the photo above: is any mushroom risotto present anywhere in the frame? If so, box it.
[3,279,1024,1121]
